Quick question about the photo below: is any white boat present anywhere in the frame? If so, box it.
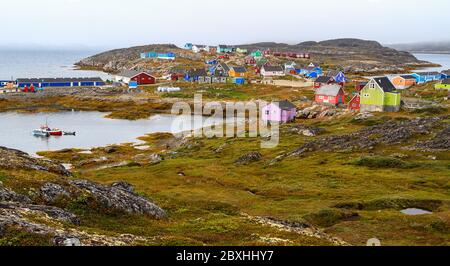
[33,129,50,137]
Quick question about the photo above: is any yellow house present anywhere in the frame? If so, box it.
[229,66,248,78]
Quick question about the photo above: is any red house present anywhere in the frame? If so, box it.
[354,81,368,91]
[315,84,345,105]
[245,56,256,65]
[348,94,360,111]
[115,70,156,85]
[314,76,334,89]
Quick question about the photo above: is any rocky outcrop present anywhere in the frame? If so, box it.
[69,180,166,219]
[40,183,71,203]
[0,186,32,203]
[234,152,263,165]
[412,126,450,151]
[286,125,323,137]
[0,146,71,176]
[270,117,445,165]
[296,105,349,120]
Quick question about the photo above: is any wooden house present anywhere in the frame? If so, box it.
[184,69,208,82]
[355,81,368,91]
[391,75,417,89]
[314,76,334,89]
[262,100,297,124]
[251,50,263,58]
[440,70,450,79]
[229,66,249,78]
[236,48,248,54]
[114,70,155,85]
[260,65,285,77]
[210,63,230,77]
[245,56,256,65]
[314,84,345,106]
[411,72,442,84]
[435,79,450,90]
[360,77,401,112]
[184,43,193,50]
[348,94,361,111]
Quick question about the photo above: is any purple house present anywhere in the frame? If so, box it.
[262,100,297,123]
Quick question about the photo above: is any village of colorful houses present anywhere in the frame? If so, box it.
[1,42,449,121]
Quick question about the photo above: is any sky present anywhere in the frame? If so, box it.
[1,0,449,50]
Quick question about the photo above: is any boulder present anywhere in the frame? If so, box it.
[69,180,166,219]
[40,183,71,202]
[0,146,71,176]
[235,152,263,165]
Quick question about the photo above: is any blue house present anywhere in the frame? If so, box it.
[441,70,450,79]
[141,52,158,59]
[184,69,208,82]
[233,77,246,85]
[298,64,323,78]
[205,59,217,65]
[411,72,442,83]
[0,80,13,87]
[184,43,193,50]
[324,70,345,83]
[16,77,105,88]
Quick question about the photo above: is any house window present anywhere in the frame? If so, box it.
[364,93,370,97]
[265,110,270,115]
[319,96,324,99]
[369,83,375,89]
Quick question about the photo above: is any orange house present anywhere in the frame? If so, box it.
[391,75,417,89]
[229,66,249,78]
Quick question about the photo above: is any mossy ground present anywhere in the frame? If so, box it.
[1,82,449,246]
[13,109,447,246]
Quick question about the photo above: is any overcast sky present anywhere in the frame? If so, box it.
[2,0,449,50]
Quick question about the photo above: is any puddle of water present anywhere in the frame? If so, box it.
[400,208,432,216]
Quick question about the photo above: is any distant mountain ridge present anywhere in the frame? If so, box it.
[388,41,450,54]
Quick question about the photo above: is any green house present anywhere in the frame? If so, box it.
[435,79,450,90]
[251,50,263,58]
[360,77,401,112]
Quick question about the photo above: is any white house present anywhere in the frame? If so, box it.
[192,45,209,53]
[261,65,285,77]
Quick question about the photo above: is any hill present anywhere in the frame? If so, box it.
[76,39,433,74]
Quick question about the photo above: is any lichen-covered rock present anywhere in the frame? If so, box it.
[0,186,32,204]
[40,183,71,202]
[412,126,450,151]
[287,125,323,137]
[69,180,166,219]
[235,152,263,165]
[0,146,71,176]
[0,202,80,225]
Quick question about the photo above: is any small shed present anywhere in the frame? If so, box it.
[348,94,361,111]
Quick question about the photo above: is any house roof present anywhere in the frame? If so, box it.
[326,70,342,77]
[315,76,332,83]
[217,63,230,72]
[414,71,441,76]
[17,77,104,83]
[372,77,396,92]
[117,70,153,78]
[273,100,296,110]
[263,65,284,72]
[399,75,416,80]
[188,69,207,76]
[315,84,343,96]
[231,66,247,73]
[442,79,450,85]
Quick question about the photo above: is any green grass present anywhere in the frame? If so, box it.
[351,156,419,169]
